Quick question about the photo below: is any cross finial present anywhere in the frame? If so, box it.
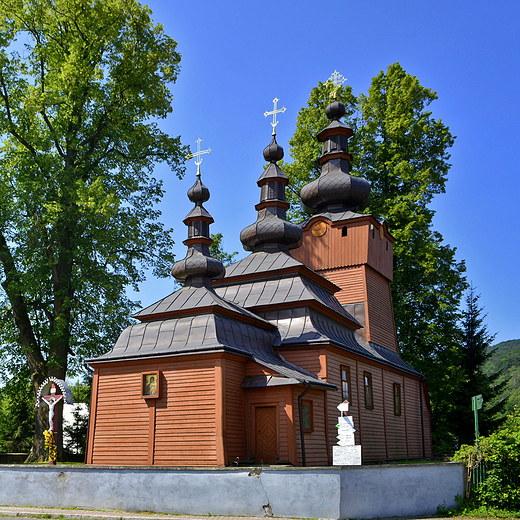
[264,98,286,136]
[186,138,212,176]
[327,70,347,99]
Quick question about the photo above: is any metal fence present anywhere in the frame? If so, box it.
[468,458,520,507]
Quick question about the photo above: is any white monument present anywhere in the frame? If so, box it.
[332,400,362,465]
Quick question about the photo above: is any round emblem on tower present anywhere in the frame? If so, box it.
[311,221,327,237]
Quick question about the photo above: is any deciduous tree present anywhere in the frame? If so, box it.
[285,63,467,452]
[0,0,187,459]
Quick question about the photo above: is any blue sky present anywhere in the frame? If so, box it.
[133,0,520,345]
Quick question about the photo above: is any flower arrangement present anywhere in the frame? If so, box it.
[43,430,57,463]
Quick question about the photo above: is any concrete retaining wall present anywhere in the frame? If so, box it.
[0,463,464,519]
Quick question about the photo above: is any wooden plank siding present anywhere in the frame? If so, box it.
[293,217,393,281]
[245,360,278,377]
[365,266,398,352]
[422,383,433,456]
[366,223,393,281]
[278,349,325,378]
[403,377,423,458]
[318,266,366,305]
[223,356,247,464]
[153,359,219,466]
[383,373,408,459]
[324,349,362,450]
[292,219,368,271]
[356,361,387,461]
[88,355,225,467]
[292,388,329,466]
[90,363,157,465]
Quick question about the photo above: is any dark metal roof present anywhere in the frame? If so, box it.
[300,209,367,226]
[300,99,370,215]
[214,273,360,327]
[221,250,304,279]
[240,136,302,253]
[133,285,269,326]
[258,306,421,376]
[88,310,334,389]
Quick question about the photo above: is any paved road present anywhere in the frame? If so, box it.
[1,506,283,520]
[0,506,474,520]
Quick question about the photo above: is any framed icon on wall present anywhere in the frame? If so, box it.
[142,371,160,399]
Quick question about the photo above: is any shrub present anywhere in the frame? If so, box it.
[453,408,520,509]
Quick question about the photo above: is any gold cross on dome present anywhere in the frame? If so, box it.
[186,138,211,175]
[327,70,347,99]
[264,98,286,136]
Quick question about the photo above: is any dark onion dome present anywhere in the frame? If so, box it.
[171,173,225,287]
[300,100,371,214]
[240,137,302,253]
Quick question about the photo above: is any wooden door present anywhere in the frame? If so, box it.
[255,406,278,463]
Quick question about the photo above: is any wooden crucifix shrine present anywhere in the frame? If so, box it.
[36,377,73,464]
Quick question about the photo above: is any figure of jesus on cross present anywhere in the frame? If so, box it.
[40,382,64,432]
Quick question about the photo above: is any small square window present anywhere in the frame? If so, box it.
[364,371,373,410]
[394,383,401,416]
[341,365,351,403]
[302,400,314,432]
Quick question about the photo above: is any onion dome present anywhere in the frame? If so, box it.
[240,136,302,252]
[171,171,225,287]
[300,99,371,213]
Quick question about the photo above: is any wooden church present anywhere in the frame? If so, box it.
[85,96,432,467]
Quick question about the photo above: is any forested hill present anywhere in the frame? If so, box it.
[484,339,520,413]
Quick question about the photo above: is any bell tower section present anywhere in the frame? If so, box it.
[290,97,398,352]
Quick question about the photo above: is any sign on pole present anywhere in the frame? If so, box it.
[471,394,483,446]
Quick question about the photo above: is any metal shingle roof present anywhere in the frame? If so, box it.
[88,311,334,389]
[259,306,420,376]
[133,285,270,327]
[214,273,360,326]
[222,251,303,278]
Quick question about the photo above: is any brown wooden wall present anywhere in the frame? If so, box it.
[154,358,218,466]
[292,388,329,466]
[318,345,432,462]
[224,356,247,463]
[383,372,408,459]
[87,355,223,467]
[245,360,278,377]
[87,363,151,465]
[365,266,398,351]
[87,349,432,467]
[293,216,393,281]
[319,266,366,305]
[279,348,326,378]
[356,360,388,461]
[324,349,362,451]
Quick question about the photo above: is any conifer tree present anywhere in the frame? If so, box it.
[452,286,507,445]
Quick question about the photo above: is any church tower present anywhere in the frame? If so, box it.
[290,93,398,353]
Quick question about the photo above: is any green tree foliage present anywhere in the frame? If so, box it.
[63,405,89,456]
[451,287,507,445]
[0,375,35,453]
[453,408,520,510]
[285,63,467,452]
[484,339,520,415]
[210,233,238,267]
[0,0,187,459]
